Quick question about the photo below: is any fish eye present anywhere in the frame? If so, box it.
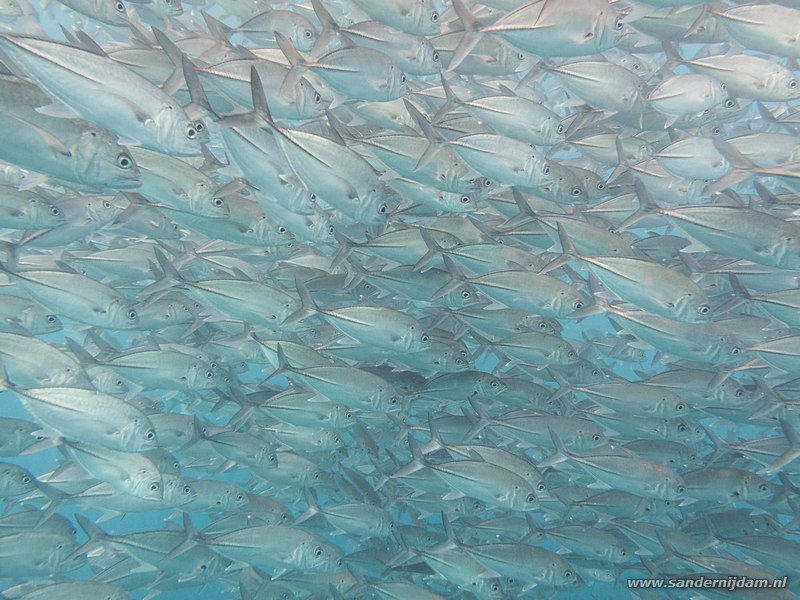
[557,124,565,134]
[461,290,471,298]
[205,370,214,379]
[186,125,197,139]
[214,198,225,207]
[460,194,471,203]
[149,482,159,491]
[314,546,323,558]
[789,79,798,89]
[115,0,125,12]
[21,475,31,483]
[565,570,573,578]
[678,424,687,432]
[236,493,244,501]
[731,346,741,355]
[491,381,499,388]
[597,182,605,190]
[698,304,710,315]
[47,315,56,323]
[573,299,584,310]
[571,187,582,196]
[194,121,205,133]
[759,484,768,492]
[632,63,641,71]
[50,206,60,216]
[735,388,744,397]
[127,309,137,319]
[421,334,429,342]
[567,350,575,359]
[712,126,721,135]
[379,203,387,214]
[455,358,463,365]
[592,434,601,441]
[400,73,406,84]
[145,430,155,440]
[304,29,313,38]
[390,396,398,405]
[431,9,439,22]
[621,550,627,556]
[116,152,133,169]
[526,493,536,503]
[676,403,685,412]
[328,225,335,234]
[278,226,287,234]
[543,165,550,175]
[615,17,624,30]
[433,51,439,62]
[183,485,192,494]
[313,92,321,104]
[725,99,735,108]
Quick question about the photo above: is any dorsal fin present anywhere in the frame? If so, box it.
[74,29,107,57]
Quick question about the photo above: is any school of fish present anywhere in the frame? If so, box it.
[0,0,798,598]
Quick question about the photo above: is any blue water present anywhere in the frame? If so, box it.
[0,1,798,599]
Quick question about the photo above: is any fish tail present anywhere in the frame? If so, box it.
[431,255,468,301]
[614,178,661,233]
[296,488,321,524]
[431,72,460,123]
[447,0,484,73]
[463,396,491,441]
[403,99,444,172]
[275,31,307,97]
[414,227,447,273]
[310,0,340,54]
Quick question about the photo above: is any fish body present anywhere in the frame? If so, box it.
[0,35,205,156]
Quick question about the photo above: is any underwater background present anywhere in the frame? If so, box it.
[0,0,799,598]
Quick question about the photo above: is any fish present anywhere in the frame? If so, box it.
[0,34,206,156]
[0,379,157,452]
[0,263,141,329]
[63,442,163,501]
[553,222,713,323]
[0,1,795,598]
[235,5,318,51]
[544,429,687,500]
[0,107,140,189]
